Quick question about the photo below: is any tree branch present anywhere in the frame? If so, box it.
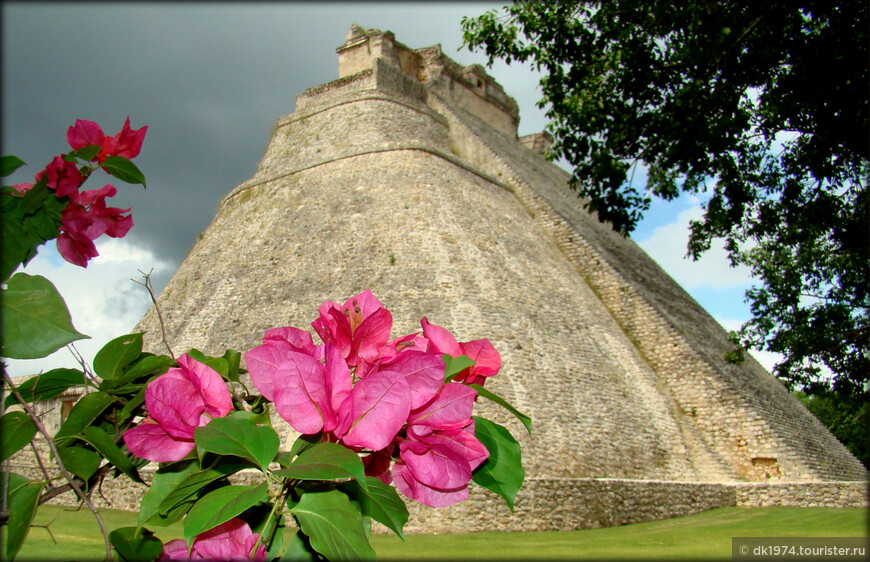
[132,269,175,360]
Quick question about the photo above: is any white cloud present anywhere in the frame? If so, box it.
[638,203,755,290]
[3,238,171,377]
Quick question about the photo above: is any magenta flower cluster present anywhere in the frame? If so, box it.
[246,290,501,508]
[13,118,146,267]
[124,290,501,509]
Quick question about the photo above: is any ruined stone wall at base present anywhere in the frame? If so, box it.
[18,449,865,533]
[731,481,869,508]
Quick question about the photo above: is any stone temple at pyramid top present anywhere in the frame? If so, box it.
[335,24,520,137]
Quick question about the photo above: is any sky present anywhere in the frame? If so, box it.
[1,2,776,376]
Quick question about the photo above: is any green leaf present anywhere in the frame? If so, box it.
[443,354,474,382]
[54,391,116,440]
[194,412,279,471]
[101,353,173,393]
[280,529,319,562]
[290,489,376,561]
[469,383,532,435]
[341,477,408,540]
[187,348,229,378]
[183,483,268,544]
[286,433,322,463]
[118,386,147,425]
[0,411,38,462]
[101,156,146,187]
[80,426,142,483]
[138,460,199,528]
[471,416,524,511]
[110,526,163,562]
[1,155,26,177]
[4,368,85,408]
[93,333,144,381]
[0,273,89,358]
[158,460,248,516]
[67,145,101,163]
[1,472,45,561]
[223,349,242,382]
[55,444,102,480]
[273,442,367,489]
[1,182,65,281]
[264,514,287,561]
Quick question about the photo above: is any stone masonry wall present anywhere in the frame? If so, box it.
[15,441,865,533]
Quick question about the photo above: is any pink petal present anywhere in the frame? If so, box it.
[460,338,502,380]
[398,438,471,490]
[393,461,469,508]
[56,230,98,268]
[384,351,445,409]
[353,307,393,363]
[145,370,203,438]
[272,351,334,434]
[245,341,290,401]
[178,354,232,419]
[66,119,106,152]
[324,343,352,417]
[11,182,34,194]
[408,382,476,431]
[123,419,195,463]
[311,303,353,359]
[362,447,394,484]
[336,370,411,451]
[194,518,262,561]
[71,183,116,206]
[342,289,385,320]
[420,318,462,356]
[413,424,489,471]
[158,539,190,561]
[101,116,147,160]
[263,326,316,354]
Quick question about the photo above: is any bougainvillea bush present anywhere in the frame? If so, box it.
[0,120,528,561]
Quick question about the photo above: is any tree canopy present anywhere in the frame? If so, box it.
[462,0,868,457]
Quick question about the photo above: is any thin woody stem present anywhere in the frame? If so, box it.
[2,372,113,561]
[132,268,175,360]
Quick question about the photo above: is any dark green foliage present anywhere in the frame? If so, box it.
[462,1,868,432]
[795,391,869,469]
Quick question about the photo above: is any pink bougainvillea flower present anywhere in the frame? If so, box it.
[66,119,106,153]
[67,117,148,163]
[407,382,477,432]
[393,421,489,508]
[362,446,395,485]
[376,350,445,409]
[10,182,34,194]
[159,518,266,561]
[334,369,411,451]
[421,317,501,386]
[312,290,393,367]
[56,225,99,268]
[55,184,132,267]
[36,155,84,198]
[244,326,319,401]
[123,354,232,463]
[101,116,148,161]
[246,335,351,435]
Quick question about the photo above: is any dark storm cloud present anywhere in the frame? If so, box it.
[3,2,531,292]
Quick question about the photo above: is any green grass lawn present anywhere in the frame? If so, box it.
[7,505,867,561]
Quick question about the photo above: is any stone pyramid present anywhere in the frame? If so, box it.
[136,26,867,532]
